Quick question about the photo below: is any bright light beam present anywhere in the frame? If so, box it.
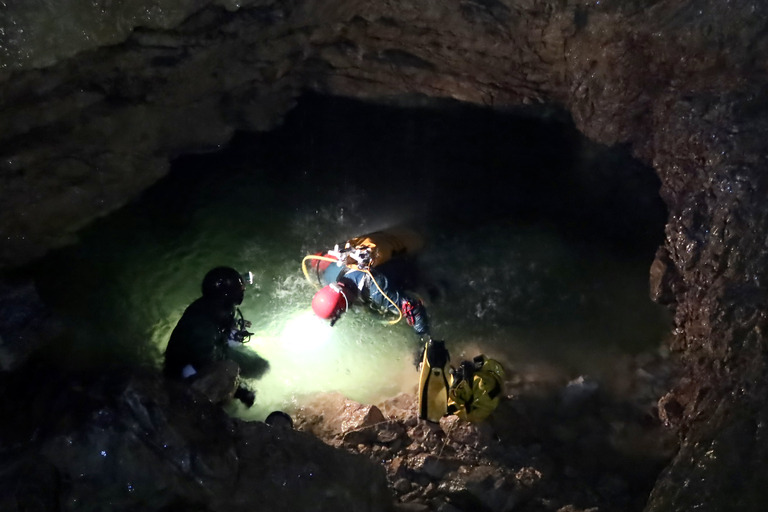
[278,310,335,353]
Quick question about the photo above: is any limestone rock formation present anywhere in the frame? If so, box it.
[2,0,768,510]
[0,365,393,512]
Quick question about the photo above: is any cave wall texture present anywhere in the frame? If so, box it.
[2,0,768,509]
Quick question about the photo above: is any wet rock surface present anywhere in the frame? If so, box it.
[0,350,676,511]
[294,353,677,512]
[0,363,393,512]
[0,313,677,511]
[2,0,768,510]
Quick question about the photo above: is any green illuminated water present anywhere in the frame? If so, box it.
[31,98,670,421]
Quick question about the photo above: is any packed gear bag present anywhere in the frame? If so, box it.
[447,355,505,423]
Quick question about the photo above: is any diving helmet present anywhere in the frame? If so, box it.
[202,266,245,305]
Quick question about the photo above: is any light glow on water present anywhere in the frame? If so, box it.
[272,310,335,353]
[30,104,670,425]
[33,176,669,422]
[229,304,421,421]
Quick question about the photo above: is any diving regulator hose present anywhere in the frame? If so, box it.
[301,254,403,325]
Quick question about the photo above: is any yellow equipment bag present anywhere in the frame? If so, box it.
[344,227,424,269]
[448,357,505,423]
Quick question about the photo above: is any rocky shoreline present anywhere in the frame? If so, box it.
[0,278,677,511]
[293,347,678,511]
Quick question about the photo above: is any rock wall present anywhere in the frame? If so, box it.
[2,0,768,509]
[0,366,393,512]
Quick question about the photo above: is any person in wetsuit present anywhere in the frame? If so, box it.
[163,266,266,407]
[309,255,431,339]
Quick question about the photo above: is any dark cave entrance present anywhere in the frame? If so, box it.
[226,93,668,262]
[32,91,672,387]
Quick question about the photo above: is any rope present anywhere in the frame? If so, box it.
[360,267,403,325]
[301,254,341,288]
[438,415,458,458]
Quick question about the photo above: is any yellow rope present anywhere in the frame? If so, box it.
[301,254,340,288]
[359,267,403,325]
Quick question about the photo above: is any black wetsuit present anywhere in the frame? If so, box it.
[163,296,235,380]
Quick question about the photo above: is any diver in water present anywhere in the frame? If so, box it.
[163,266,268,407]
[303,230,431,339]
[304,230,454,422]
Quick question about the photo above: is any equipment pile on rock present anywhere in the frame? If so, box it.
[293,352,677,512]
